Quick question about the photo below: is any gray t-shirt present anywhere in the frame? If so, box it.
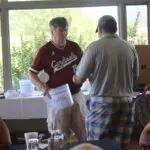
[76,34,139,97]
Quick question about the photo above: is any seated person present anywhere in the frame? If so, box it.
[70,143,103,150]
[134,83,150,136]
[139,122,150,149]
[0,118,12,147]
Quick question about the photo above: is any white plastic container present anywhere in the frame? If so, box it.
[19,79,34,97]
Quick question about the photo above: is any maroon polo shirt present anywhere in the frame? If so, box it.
[30,40,83,94]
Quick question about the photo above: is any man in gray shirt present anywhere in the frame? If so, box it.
[73,15,139,150]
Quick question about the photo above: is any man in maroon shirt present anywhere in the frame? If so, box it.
[28,17,87,141]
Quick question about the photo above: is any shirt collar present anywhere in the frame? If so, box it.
[102,33,119,39]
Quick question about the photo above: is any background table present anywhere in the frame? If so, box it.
[0,92,90,120]
[0,96,48,134]
[0,93,89,133]
[0,92,138,120]
[0,92,137,136]
[0,96,47,119]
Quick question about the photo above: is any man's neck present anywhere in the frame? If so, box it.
[52,38,66,47]
[52,38,67,49]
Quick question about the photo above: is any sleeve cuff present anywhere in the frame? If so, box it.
[28,67,39,73]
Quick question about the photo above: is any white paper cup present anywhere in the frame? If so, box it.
[24,132,38,150]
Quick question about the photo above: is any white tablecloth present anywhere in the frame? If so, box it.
[0,91,140,120]
[0,96,47,119]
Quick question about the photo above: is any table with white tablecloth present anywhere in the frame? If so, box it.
[0,93,90,133]
[0,91,139,120]
[0,92,139,134]
[0,96,48,133]
[0,92,90,133]
[0,93,90,120]
[0,96,47,119]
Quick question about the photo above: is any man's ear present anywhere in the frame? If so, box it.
[50,29,53,35]
[50,26,55,35]
[99,28,104,36]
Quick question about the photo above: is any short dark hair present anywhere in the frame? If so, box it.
[49,17,68,28]
[96,15,117,34]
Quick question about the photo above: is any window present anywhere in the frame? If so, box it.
[9,7,118,88]
[0,21,3,91]
[127,5,148,45]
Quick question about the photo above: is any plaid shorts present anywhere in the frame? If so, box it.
[86,96,135,149]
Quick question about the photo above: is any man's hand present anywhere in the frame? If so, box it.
[27,70,51,99]
[72,75,84,85]
[41,84,51,99]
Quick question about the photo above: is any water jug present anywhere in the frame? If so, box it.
[19,79,34,97]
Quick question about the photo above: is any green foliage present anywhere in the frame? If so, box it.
[9,9,97,88]
[11,33,49,88]
[1,8,146,90]
[127,11,147,45]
